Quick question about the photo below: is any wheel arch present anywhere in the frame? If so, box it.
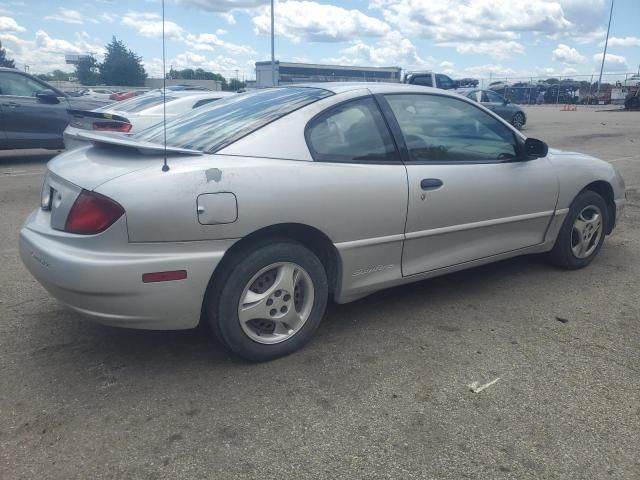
[200,223,341,325]
[580,180,615,234]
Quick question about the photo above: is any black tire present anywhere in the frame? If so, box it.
[511,112,525,130]
[549,190,608,270]
[207,241,328,361]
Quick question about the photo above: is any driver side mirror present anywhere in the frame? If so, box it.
[36,89,60,104]
[524,137,548,159]
[503,98,511,105]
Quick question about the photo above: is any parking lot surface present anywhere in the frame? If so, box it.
[1,107,639,479]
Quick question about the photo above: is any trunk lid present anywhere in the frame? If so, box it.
[48,133,202,191]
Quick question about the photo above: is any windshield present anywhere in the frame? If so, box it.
[135,87,332,153]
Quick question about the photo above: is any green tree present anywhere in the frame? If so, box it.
[75,55,100,86]
[99,37,146,86]
[228,78,246,91]
[37,69,72,82]
[0,40,16,68]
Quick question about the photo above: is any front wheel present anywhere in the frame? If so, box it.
[549,190,608,269]
[511,112,525,129]
[208,242,328,361]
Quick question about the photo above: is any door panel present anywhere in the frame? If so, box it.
[403,160,557,275]
[2,95,68,149]
[0,105,7,149]
[380,92,558,277]
[0,71,68,149]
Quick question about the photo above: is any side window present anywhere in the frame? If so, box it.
[384,94,518,163]
[0,72,48,97]
[193,98,219,109]
[411,75,432,87]
[306,97,398,163]
[467,91,481,102]
[435,74,455,89]
[486,91,504,103]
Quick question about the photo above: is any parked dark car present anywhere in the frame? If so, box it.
[460,88,527,129]
[0,67,109,150]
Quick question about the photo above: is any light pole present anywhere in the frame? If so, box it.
[271,0,276,87]
[597,0,615,98]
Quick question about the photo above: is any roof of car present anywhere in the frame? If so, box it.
[287,81,454,96]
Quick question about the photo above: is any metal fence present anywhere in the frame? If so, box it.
[473,72,639,106]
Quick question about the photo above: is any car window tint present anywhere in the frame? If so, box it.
[0,72,47,97]
[435,74,455,89]
[101,94,175,113]
[306,97,398,163]
[136,87,332,152]
[486,91,504,103]
[411,75,432,87]
[384,94,517,163]
[193,98,220,109]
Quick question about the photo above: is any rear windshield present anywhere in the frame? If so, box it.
[99,93,175,113]
[135,87,333,152]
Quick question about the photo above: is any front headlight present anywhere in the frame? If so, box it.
[40,177,52,211]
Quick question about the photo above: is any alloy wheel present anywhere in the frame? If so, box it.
[237,262,315,344]
[571,204,603,259]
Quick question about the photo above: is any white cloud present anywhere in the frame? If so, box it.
[551,44,587,64]
[592,52,628,71]
[121,12,184,40]
[460,64,518,78]
[438,40,525,60]
[606,37,640,48]
[185,33,256,55]
[44,8,84,25]
[1,29,104,73]
[322,31,432,70]
[0,15,26,32]
[176,0,263,12]
[370,0,572,43]
[253,1,390,43]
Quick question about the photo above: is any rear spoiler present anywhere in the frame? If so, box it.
[75,130,204,156]
[67,109,130,124]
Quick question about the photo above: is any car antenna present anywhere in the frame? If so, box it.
[161,0,169,172]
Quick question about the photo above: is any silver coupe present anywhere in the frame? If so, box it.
[20,83,626,361]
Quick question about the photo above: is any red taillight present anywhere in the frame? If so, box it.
[65,190,125,235]
[92,121,132,133]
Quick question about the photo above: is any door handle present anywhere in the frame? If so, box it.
[420,178,443,190]
[1,102,20,108]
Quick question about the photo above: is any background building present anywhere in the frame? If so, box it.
[255,61,401,87]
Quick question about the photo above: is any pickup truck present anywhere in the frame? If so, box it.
[404,71,458,89]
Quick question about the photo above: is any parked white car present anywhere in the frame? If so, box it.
[78,88,116,101]
[63,90,236,150]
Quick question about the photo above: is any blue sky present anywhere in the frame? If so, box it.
[1,0,638,81]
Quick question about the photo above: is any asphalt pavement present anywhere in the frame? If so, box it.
[1,108,639,479]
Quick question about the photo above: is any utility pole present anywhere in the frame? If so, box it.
[271,0,276,87]
[597,0,615,97]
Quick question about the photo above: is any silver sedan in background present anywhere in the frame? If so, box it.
[20,83,625,361]
[461,88,527,129]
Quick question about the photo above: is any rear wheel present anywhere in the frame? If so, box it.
[511,112,525,129]
[549,191,607,269]
[208,242,328,361]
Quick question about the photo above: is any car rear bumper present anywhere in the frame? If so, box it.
[19,210,236,330]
